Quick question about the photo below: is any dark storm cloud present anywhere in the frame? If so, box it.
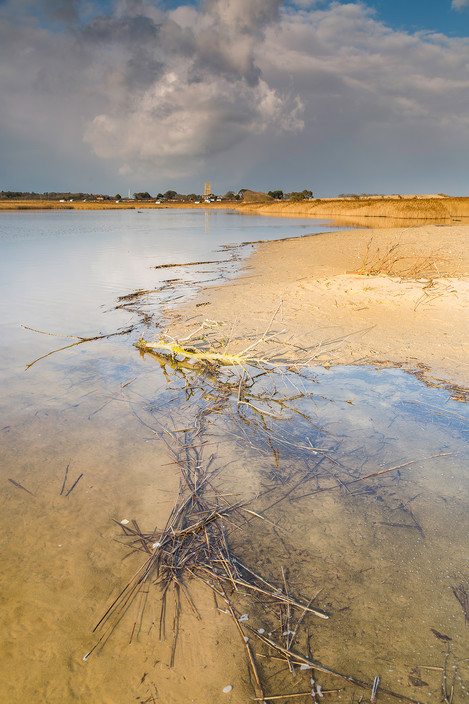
[82,13,160,43]
[38,0,81,22]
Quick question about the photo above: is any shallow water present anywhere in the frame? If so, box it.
[0,208,337,422]
[0,210,468,703]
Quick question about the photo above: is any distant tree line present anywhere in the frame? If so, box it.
[133,190,242,201]
[268,189,313,201]
[1,188,315,203]
[0,191,113,201]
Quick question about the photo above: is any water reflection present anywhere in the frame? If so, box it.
[328,215,468,229]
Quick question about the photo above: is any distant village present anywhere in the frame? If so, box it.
[0,188,452,205]
[0,185,314,204]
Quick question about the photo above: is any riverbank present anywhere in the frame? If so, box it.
[166,224,469,392]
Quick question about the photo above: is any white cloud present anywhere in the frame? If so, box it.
[452,0,469,10]
[78,1,303,173]
[1,1,469,190]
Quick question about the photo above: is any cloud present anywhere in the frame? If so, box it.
[79,0,302,173]
[452,0,469,9]
[41,0,81,21]
[1,0,469,191]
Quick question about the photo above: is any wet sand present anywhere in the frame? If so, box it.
[167,224,469,391]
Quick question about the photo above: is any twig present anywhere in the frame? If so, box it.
[64,473,84,497]
[60,463,70,496]
[8,478,35,496]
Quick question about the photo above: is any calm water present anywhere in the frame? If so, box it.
[0,209,468,704]
[0,209,338,415]
[0,208,335,352]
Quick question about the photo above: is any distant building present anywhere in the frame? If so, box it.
[203,182,212,197]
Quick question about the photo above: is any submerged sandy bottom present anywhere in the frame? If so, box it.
[1,350,468,703]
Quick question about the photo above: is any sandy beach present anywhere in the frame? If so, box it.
[167,224,469,392]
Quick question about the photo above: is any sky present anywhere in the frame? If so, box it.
[1,0,469,196]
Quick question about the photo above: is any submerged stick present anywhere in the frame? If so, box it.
[153,259,232,269]
[255,693,343,701]
[198,567,330,619]
[8,478,35,496]
[64,472,84,497]
[223,589,264,698]
[452,584,469,624]
[59,463,70,496]
[294,454,451,501]
[250,630,423,704]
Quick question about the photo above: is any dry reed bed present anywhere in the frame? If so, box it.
[239,197,469,221]
[3,196,469,222]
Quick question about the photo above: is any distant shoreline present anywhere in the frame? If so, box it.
[1,195,469,223]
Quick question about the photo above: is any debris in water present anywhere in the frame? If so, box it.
[408,668,429,688]
[59,462,70,496]
[452,583,469,624]
[120,519,130,525]
[8,478,35,496]
[23,324,134,370]
[430,628,451,642]
[222,685,233,694]
[238,614,249,622]
[370,676,380,704]
[64,472,83,497]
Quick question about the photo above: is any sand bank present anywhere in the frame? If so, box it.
[167,224,469,391]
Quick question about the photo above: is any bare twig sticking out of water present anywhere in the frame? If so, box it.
[153,259,233,269]
[22,325,135,369]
